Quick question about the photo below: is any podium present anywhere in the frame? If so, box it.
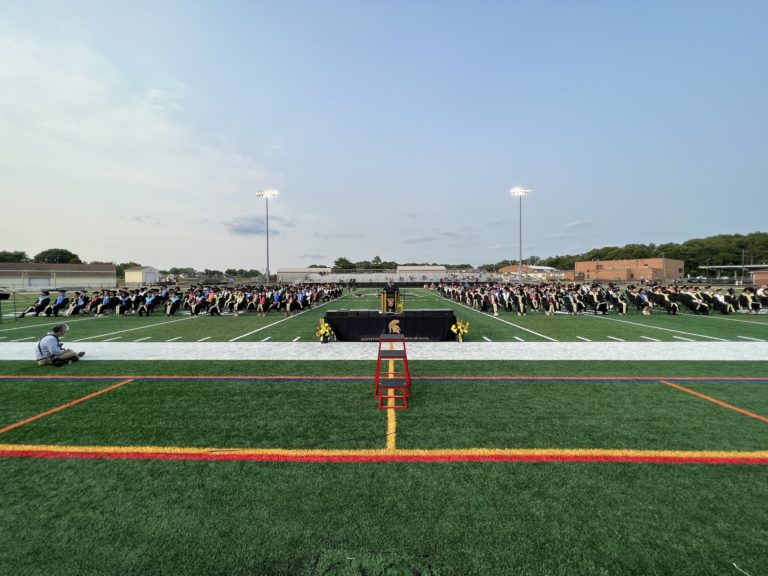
[380,285,402,313]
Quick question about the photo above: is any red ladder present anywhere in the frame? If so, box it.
[374,333,411,410]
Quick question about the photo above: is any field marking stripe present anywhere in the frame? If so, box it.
[72,316,195,342]
[1,444,766,464]
[0,379,135,435]
[1,375,767,382]
[586,314,728,341]
[660,380,768,424]
[0,315,103,333]
[641,336,661,342]
[386,358,397,450]
[446,297,558,341]
[738,336,765,342]
[688,315,768,326]
[228,296,342,342]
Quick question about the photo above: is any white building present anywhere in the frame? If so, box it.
[396,266,447,280]
[124,266,161,287]
[0,263,117,291]
[277,267,333,282]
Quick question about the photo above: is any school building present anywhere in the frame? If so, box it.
[574,258,684,283]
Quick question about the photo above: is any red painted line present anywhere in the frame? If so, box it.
[1,375,767,381]
[2,450,766,465]
[660,380,768,424]
[0,379,136,435]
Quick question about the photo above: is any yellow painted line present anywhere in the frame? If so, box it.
[0,379,136,435]
[387,357,397,450]
[2,443,767,460]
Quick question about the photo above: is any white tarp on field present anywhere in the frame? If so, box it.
[0,342,766,361]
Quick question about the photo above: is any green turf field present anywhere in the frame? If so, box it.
[1,289,767,575]
[2,288,766,343]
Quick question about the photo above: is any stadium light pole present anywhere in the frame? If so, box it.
[256,189,279,283]
[510,186,532,282]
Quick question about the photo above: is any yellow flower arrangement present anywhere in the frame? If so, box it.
[315,319,334,342]
[451,319,469,343]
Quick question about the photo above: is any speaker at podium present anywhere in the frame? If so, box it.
[380,279,402,313]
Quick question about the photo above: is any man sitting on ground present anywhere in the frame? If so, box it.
[35,323,86,367]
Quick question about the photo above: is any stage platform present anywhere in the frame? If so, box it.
[324,309,457,342]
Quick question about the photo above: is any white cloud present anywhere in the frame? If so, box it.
[0,33,275,268]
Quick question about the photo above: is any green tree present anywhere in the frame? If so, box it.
[0,250,30,262]
[116,262,139,275]
[33,248,82,264]
[333,257,355,270]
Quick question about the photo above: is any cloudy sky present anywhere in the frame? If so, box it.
[1,1,766,271]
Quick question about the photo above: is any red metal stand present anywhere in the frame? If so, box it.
[374,333,411,410]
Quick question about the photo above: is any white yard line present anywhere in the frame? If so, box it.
[447,298,558,342]
[514,336,525,342]
[292,336,301,342]
[228,297,341,342]
[71,316,195,342]
[197,336,211,342]
[134,337,151,342]
[0,314,103,333]
[586,315,728,342]
[482,336,492,342]
[607,336,625,342]
[576,336,591,342]
[641,336,661,342]
[737,336,765,342]
[103,337,122,342]
[166,336,182,342]
[673,336,695,342]
[261,336,272,342]
[688,315,768,327]
[0,336,6,340]
[10,336,35,341]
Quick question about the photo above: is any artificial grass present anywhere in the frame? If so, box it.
[1,358,766,575]
[2,288,765,342]
[1,359,767,378]
[1,459,766,575]
[1,361,765,452]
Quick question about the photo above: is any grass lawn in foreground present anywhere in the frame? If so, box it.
[1,359,766,575]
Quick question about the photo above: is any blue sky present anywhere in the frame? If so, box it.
[1,1,766,270]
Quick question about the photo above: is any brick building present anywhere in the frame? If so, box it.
[575,258,684,283]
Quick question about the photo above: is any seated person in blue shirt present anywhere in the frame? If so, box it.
[35,323,86,367]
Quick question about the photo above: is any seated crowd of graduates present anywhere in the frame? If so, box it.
[18,283,345,318]
[437,281,767,317]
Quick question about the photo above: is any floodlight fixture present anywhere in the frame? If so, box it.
[509,186,533,282]
[256,189,280,282]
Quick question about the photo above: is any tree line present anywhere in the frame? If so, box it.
[533,232,768,273]
[3,232,766,275]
